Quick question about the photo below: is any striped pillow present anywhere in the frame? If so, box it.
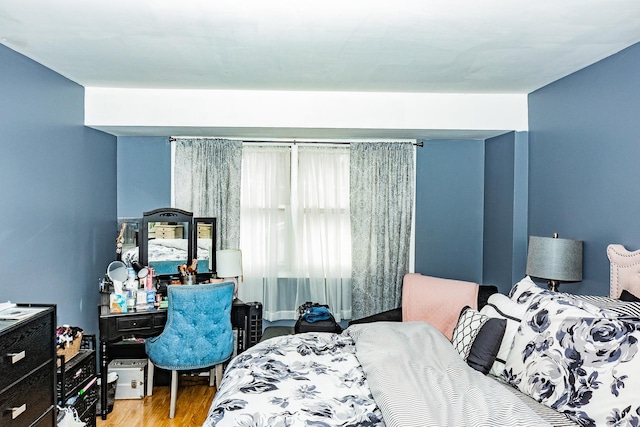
[568,293,640,318]
[480,293,529,377]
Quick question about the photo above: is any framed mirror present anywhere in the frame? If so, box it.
[193,217,217,275]
[140,208,193,277]
[116,217,140,261]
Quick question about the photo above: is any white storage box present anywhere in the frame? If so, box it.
[108,359,148,400]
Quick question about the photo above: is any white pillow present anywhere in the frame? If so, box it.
[480,293,529,377]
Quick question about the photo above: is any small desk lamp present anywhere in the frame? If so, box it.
[216,249,243,298]
[526,233,583,292]
[132,262,149,280]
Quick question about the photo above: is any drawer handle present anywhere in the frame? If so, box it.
[7,350,25,364]
[11,404,26,419]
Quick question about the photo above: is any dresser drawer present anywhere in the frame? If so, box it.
[31,408,56,427]
[154,225,183,239]
[0,313,53,391]
[197,223,212,238]
[0,363,54,427]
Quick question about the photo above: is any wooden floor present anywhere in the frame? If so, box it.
[96,375,217,427]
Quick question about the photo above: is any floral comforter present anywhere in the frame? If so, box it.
[204,332,384,427]
[204,323,562,427]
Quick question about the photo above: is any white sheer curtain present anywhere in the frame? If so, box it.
[238,146,291,319]
[295,146,351,321]
[238,144,351,321]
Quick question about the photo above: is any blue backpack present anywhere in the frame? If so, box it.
[295,302,343,333]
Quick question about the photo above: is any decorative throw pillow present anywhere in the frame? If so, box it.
[450,306,506,375]
[480,293,529,377]
[620,289,640,302]
[509,276,607,317]
[503,293,640,426]
[477,285,499,310]
[565,294,640,318]
[508,276,544,305]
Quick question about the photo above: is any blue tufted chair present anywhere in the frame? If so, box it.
[145,282,234,418]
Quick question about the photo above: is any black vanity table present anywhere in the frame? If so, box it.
[99,208,263,419]
[98,299,262,419]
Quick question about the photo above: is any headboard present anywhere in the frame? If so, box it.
[607,244,640,299]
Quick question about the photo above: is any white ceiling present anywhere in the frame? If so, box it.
[1,0,640,138]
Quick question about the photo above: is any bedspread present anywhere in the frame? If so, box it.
[204,332,384,426]
[347,322,552,427]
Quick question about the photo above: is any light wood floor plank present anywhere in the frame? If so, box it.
[96,376,216,427]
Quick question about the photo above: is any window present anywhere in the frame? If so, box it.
[239,144,351,321]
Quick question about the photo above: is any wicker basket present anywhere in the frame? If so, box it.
[57,332,83,366]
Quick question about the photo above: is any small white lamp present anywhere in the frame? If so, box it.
[216,249,243,298]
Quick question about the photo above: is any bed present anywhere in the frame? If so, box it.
[204,244,640,427]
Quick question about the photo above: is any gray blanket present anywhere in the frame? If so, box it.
[347,321,552,427]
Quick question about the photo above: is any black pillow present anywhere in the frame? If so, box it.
[619,290,640,302]
[467,317,507,374]
[478,285,499,310]
[450,306,507,375]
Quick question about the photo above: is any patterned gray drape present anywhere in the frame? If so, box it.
[173,138,242,250]
[350,142,414,320]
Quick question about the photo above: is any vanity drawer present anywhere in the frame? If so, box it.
[0,363,54,427]
[116,315,153,332]
[0,313,53,392]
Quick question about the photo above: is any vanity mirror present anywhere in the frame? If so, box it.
[139,208,193,276]
[116,218,140,261]
[106,260,128,294]
[193,217,217,274]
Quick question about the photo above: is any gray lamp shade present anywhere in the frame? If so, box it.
[526,235,583,282]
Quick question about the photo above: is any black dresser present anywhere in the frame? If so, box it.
[0,304,56,427]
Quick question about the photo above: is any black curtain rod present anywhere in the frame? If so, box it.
[168,137,423,147]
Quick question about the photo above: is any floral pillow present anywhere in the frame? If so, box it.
[508,276,544,306]
[509,276,608,317]
[503,293,640,426]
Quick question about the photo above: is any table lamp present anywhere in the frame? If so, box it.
[526,233,583,292]
[216,249,243,297]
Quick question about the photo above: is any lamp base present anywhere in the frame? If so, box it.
[547,280,560,292]
[221,276,238,298]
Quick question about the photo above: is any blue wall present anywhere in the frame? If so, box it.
[483,131,529,293]
[0,44,117,333]
[528,42,640,296]
[414,139,485,283]
[117,136,172,218]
